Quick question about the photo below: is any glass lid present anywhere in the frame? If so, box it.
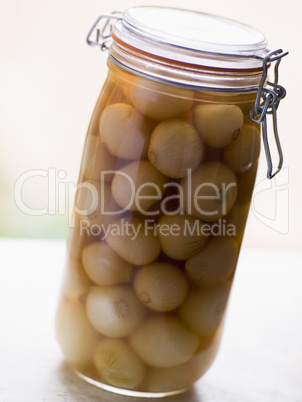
[113,6,268,69]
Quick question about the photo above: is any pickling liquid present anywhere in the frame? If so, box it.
[56,60,260,396]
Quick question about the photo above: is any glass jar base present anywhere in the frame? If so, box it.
[73,368,189,399]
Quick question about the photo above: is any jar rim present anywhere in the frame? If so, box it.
[113,6,268,70]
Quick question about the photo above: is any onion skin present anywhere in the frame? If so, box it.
[82,242,133,286]
[224,201,251,243]
[82,135,116,183]
[74,180,121,229]
[106,217,161,265]
[185,237,238,287]
[55,300,100,368]
[179,280,232,336]
[111,160,168,212]
[99,103,152,160]
[130,78,194,121]
[93,338,146,390]
[188,325,224,383]
[67,223,89,261]
[62,256,93,304]
[223,124,261,173]
[134,262,189,312]
[157,214,209,260]
[193,104,244,148]
[86,284,146,338]
[129,315,199,368]
[180,161,238,222]
[148,119,204,178]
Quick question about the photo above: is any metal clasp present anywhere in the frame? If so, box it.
[250,49,288,179]
[86,11,122,51]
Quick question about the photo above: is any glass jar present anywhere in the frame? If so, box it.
[55,6,287,398]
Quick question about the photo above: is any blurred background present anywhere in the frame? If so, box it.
[0,0,300,249]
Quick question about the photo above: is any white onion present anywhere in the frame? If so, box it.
[185,237,238,287]
[106,216,161,265]
[82,242,133,286]
[82,135,116,182]
[158,214,208,260]
[129,315,199,368]
[86,284,146,338]
[179,280,232,336]
[94,338,146,390]
[130,78,194,121]
[62,256,93,304]
[55,300,100,368]
[223,124,261,173]
[74,180,122,229]
[111,160,167,212]
[148,119,204,178]
[193,104,244,148]
[180,161,238,222]
[134,262,189,312]
[99,103,152,160]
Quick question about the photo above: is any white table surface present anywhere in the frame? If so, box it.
[0,238,301,402]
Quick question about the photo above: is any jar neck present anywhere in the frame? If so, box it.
[109,38,264,92]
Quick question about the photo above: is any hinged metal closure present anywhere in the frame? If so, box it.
[250,49,288,179]
[86,12,122,51]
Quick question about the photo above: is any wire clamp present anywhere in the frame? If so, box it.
[86,12,122,51]
[250,49,288,179]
